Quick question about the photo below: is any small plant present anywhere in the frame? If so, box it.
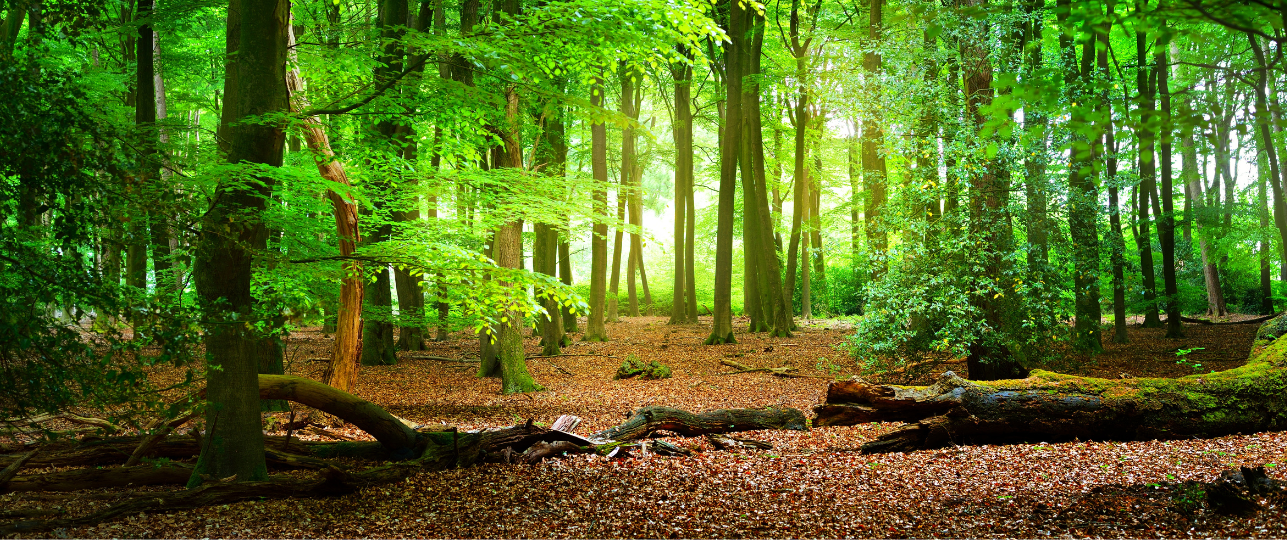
[814,357,843,377]
[615,354,672,380]
[1175,347,1206,373]
[1170,481,1207,515]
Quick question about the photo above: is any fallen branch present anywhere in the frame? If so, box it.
[594,406,807,441]
[0,449,37,491]
[2,463,192,493]
[1180,313,1280,325]
[719,359,830,379]
[404,355,478,363]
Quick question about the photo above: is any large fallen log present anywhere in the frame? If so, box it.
[594,406,808,441]
[814,314,1287,453]
[2,463,193,493]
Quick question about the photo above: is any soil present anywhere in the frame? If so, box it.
[2,315,1284,538]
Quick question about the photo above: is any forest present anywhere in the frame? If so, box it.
[3,0,1287,536]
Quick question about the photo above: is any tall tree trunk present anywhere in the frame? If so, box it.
[361,0,410,367]
[670,48,692,325]
[190,0,289,486]
[491,79,541,394]
[744,11,793,337]
[1249,35,1287,313]
[862,0,887,276]
[608,176,625,322]
[559,224,578,333]
[621,67,641,318]
[534,96,567,354]
[739,43,768,333]
[961,0,1023,381]
[1135,0,1162,329]
[783,0,816,316]
[1101,21,1128,345]
[391,2,433,352]
[1156,30,1184,338]
[1022,0,1049,282]
[585,74,610,342]
[706,0,741,345]
[1067,2,1103,352]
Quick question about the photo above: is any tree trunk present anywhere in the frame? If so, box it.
[862,0,887,275]
[1248,36,1287,308]
[534,222,564,356]
[744,13,793,337]
[1022,0,1049,277]
[1065,1,1103,352]
[190,0,290,486]
[1101,22,1128,345]
[669,48,692,324]
[961,0,1023,381]
[285,26,363,394]
[706,0,741,345]
[585,74,610,342]
[558,231,578,332]
[1135,0,1163,329]
[1156,32,1184,339]
[814,313,1287,453]
[1180,70,1226,317]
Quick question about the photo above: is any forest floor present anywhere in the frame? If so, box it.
[3,315,1287,538]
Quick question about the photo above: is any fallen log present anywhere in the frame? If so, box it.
[814,314,1287,453]
[1181,313,1280,326]
[2,463,193,493]
[257,375,420,459]
[594,406,807,441]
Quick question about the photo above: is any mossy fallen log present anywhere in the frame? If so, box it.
[814,316,1287,453]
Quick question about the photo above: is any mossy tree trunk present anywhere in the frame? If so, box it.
[816,315,1287,454]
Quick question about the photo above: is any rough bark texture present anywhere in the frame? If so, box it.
[815,313,1287,453]
[190,0,290,486]
[706,0,741,345]
[669,50,693,325]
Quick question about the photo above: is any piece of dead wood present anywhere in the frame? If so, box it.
[521,440,582,463]
[594,405,807,441]
[874,358,967,381]
[304,426,361,442]
[1181,313,1281,325]
[706,433,773,451]
[551,415,582,433]
[404,354,479,363]
[0,449,37,491]
[1,413,121,434]
[719,359,830,379]
[2,463,193,493]
[124,411,201,467]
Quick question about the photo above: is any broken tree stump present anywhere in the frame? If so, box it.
[814,313,1287,453]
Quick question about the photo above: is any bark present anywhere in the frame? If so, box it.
[1248,36,1287,303]
[1180,69,1225,317]
[814,313,1287,453]
[360,0,411,367]
[534,224,563,356]
[706,0,740,345]
[1156,32,1184,338]
[191,0,290,486]
[1066,2,1103,352]
[862,0,887,273]
[558,233,578,332]
[1022,0,1049,274]
[1103,30,1129,345]
[783,0,817,317]
[585,75,610,342]
[286,25,364,394]
[1135,0,1162,328]
[392,1,433,352]
[608,168,626,322]
[258,374,419,456]
[670,48,692,324]
[744,12,793,337]
[3,463,192,493]
[593,406,807,441]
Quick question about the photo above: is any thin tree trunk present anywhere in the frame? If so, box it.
[585,74,610,342]
[669,48,692,324]
[285,24,362,394]
[1067,2,1103,352]
[1136,0,1162,329]
[706,0,741,345]
[1156,30,1184,338]
[1102,27,1128,345]
[862,0,887,276]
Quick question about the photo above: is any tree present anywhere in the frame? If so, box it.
[585,74,611,343]
[706,0,740,346]
[189,0,290,486]
[669,46,694,325]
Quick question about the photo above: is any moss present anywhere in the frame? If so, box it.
[614,354,672,380]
